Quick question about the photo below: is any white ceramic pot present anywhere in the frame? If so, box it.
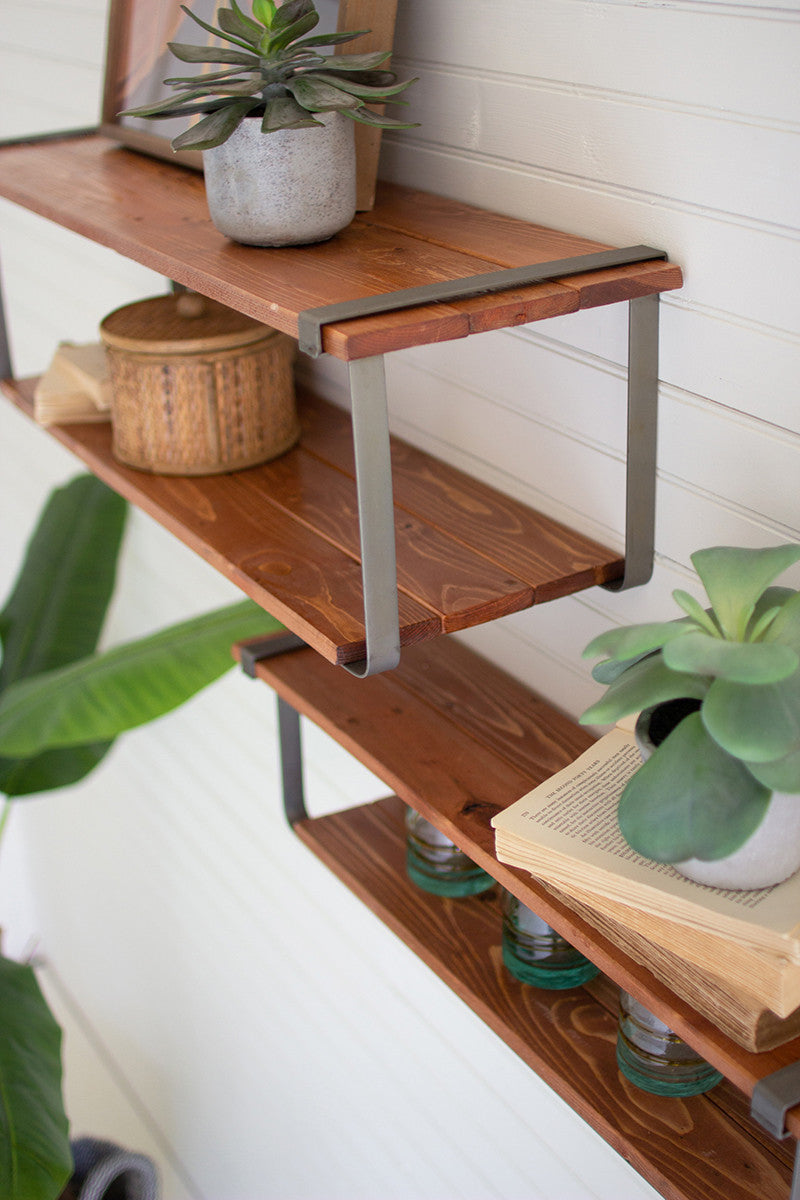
[635,703,800,890]
[202,112,356,247]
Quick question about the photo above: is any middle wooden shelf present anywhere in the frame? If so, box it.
[4,379,622,668]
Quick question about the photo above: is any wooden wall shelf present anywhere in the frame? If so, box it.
[3,380,622,667]
[238,631,799,1200]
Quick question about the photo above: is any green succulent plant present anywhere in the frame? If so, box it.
[121,0,419,152]
[580,543,800,864]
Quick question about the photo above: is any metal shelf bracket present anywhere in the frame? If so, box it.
[297,245,667,675]
[751,1063,800,1198]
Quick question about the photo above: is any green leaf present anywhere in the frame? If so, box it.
[0,956,71,1200]
[178,3,256,51]
[618,712,771,861]
[691,544,800,641]
[702,671,800,763]
[764,589,800,651]
[308,72,417,100]
[580,653,709,726]
[266,11,319,55]
[287,76,362,110]
[663,629,799,683]
[317,51,392,72]
[270,0,315,32]
[590,651,653,685]
[218,6,262,45]
[745,746,800,793]
[581,619,691,664]
[671,589,720,637]
[0,476,126,691]
[262,96,322,131]
[0,602,281,755]
[167,42,260,65]
[344,107,419,128]
[293,30,368,49]
[172,101,257,150]
[0,742,114,799]
[251,0,276,26]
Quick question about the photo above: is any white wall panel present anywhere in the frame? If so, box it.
[3,0,800,1196]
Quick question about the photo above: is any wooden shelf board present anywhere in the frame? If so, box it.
[243,633,800,1140]
[3,378,622,666]
[0,133,682,361]
[295,795,793,1200]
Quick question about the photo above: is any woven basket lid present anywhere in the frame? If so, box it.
[100,293,278,355]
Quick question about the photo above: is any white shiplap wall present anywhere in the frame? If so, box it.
[1,0,799,1197]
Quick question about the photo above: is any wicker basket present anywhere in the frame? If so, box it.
[100,293,299,475]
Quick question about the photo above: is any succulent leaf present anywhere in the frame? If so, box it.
[745,746,800,793]
[691,544,800,641]
[167,42,260,65]
[179,3,255,51]
[172,99,256,150]
[582,619,690,663]
[580,653,709,726]
[618,713,771,861]
[310,71,417,100]
[702,670,800,762]
[262,95,322,131]
[763,589,800,651]
[662,629,799,683]
[671,589,720,636]
[288,76,361,110]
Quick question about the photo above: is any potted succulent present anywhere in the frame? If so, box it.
[121,0,418,246]
[0,474,282,1199]
[580,543,800,890]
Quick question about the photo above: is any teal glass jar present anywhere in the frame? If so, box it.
[501,890,599,989]
[405,809,493,897]
[616,990,722,1096]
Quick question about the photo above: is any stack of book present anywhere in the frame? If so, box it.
[33,342,110,425]
[492,727,800,1047]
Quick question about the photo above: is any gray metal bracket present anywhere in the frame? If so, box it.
[751,1063,800,1199]
[297,245,666,674]
[239,632,308,824]
[296,244,667,359]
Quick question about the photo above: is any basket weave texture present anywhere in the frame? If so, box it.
[100,294,299,475]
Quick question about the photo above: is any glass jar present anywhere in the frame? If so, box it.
[616,990,722,1096]
[501,890,599,989]
[405,809,493,897]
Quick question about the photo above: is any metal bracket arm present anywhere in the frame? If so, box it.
[296,244,667,359]
[751,1063,800,1199]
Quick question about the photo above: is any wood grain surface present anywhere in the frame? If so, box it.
[0,133,682,360]
[4,380,621,663]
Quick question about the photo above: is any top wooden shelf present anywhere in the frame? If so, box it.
[0,132,682,361]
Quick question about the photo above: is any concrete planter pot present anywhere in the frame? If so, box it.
[202,112,356,247]
[635,702,800,890]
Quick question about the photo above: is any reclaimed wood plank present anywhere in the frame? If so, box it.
[295,795,792,1200]
[0,133,682,361]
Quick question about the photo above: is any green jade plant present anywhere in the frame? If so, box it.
[0,474,283,1200]
[122,0,418,151]
[581,544,800,865]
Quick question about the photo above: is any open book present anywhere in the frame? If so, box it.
[492,728,800,1014]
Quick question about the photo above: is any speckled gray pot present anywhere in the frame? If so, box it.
[202,112,356,247]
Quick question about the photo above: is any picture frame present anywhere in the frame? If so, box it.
[100,0,398,209]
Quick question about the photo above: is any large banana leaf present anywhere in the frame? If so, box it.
[0,476,127,796]
[0,956,72,1200]
[0,476,126,690]
[0,601,282,756]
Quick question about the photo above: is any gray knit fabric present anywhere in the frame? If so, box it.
[70,1138,159,1200]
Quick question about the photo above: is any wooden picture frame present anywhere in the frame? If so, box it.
[100,0,398,210]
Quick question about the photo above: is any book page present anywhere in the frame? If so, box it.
[492,728,800,950]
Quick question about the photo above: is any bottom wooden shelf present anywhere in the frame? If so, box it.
[296,795,793,1200]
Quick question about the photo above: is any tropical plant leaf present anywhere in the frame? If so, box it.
[702,672,800,763]
[0,956,71,1200]
[0,476,126,691]
[662,629,798,684]
[0,742,114,799]
[691,544,800,641]
[581,619,691,666]
[580,653,709,726]
[0,602,281,756]
[172,100,257,150]
[618,712,771,861]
